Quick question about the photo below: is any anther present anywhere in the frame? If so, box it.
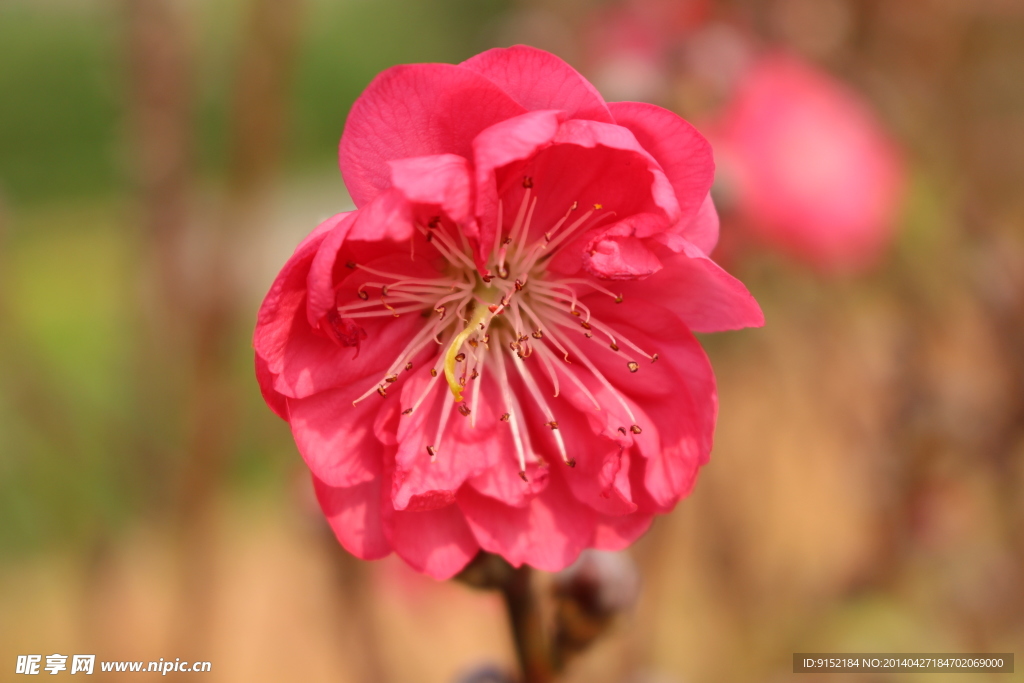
[425,233,434,243]
[402,408,413,415]
[627,361,640,373]
[610,342,620,351]
[481,273,493,283]
[522,176,533,188]
[357,289,369,301]
[468,338,478,347]
[614,295,623,303]
[651,353,659,363]
[546,421,559,430]
[566,458,577,468]
[571,201,578,210]
[345,261,357,269]
[488,304,500,313]
[376,386,387,398]
[617,426,627,435]
[570,310,581,317]
[580,321,591,330]
[504,237,512,246]
[500,413,511,422]
[594,203,603,210]
[455,353,466,363]
[385,375,398,383]
[544,232,552,242]
[514,279,524,291]
[497,264,509,279]
[518,335,529,343]
[470,369,479,379]
[583,332,593,338]
[430,368,438,377]
[532,330,543,339]
[428,216,441,229]
[630,425,642,434]
[426,445,437,457]
[518,470,529,482]
[457,404,471,417]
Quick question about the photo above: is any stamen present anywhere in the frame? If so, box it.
[430,392,457,458]
[492,338,533,477]
[507,333,569,465]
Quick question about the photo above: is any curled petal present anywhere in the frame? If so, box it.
[607,101,716,248]
[388,154,473,224]
[618,238,764,333]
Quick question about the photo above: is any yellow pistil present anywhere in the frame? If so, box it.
[443,303,489,402]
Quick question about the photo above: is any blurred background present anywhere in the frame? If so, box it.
[0,0,1022,681]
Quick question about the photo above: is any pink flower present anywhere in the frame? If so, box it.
[710,52,905,273]
[254,46,763,579]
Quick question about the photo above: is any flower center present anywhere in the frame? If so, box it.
[336,177,658,478]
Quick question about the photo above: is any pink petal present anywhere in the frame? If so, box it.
[313,475,391,560]
[472,109,563,260]
[339,63,526,207]
[458,473,598,571]
[306,190,416,328]
[254,216,337,378]
[255,354,288,420]
[286,384,385,488]
[585,230,663,279]
[391,369,507,511]
[461,45,614,123]
[388,154,473,225]
[592,512,654,551]
[494,118,681,269]
[608,101,716,251]
[618,238,764,333]
[381,490,479,580]
[680,192,720,256]
[572,295,719,510]
[518,374,638,516]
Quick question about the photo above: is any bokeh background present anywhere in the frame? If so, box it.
[1,0,1022,681]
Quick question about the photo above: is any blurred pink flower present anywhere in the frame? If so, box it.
[711,52,905,273]
[254,46,762,579]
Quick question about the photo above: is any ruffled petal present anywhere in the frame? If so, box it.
[472,110,563,261]
[254,216,337,378]
[571,295,718,510]
[607,101,716,248]
[313,475,391,560]
[381,486,479,580]
[391,368,507,511]
[458,473,598,571]
[340,63,526,207]
[495,118,681,275]
[461,45,614,123]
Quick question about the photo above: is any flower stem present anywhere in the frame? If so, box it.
[500,565,554,683]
